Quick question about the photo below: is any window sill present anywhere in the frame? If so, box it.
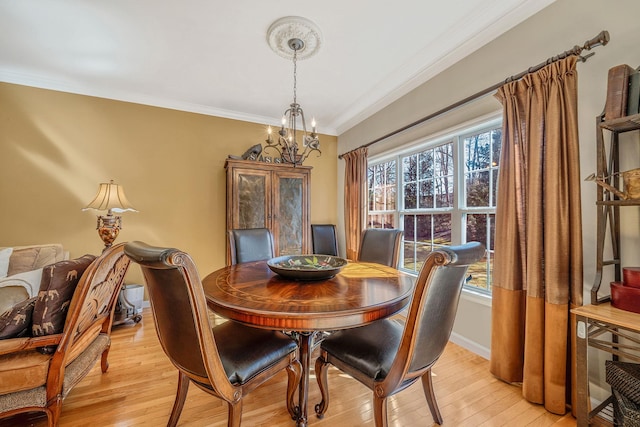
[461,288,492,307]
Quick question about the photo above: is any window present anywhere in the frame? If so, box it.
[367,120,501,294]
[367,160,396,229]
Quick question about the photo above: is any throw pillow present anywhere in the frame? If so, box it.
[32,254,96,339]
[0,247,13,278]
[0,297,36,339]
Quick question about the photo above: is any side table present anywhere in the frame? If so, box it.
[572,303,640,426]
[113,283,144,325]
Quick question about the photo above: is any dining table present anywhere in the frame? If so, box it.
[202,258,415,427]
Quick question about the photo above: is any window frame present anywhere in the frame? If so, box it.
[367,114,502,296]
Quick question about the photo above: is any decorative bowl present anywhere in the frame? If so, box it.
[267,255,348,281]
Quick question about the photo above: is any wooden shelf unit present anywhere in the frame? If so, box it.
[592,112,640,304]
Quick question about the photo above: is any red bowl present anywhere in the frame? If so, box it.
[611,281,640,314]
[622,267,640,288]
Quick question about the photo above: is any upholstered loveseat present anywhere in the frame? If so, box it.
[0,243,130,426]
[0,244,68,314]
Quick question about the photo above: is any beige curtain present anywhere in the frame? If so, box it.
[343,147,368,260]
[490,56,583,415]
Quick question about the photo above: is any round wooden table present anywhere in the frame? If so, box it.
[202,260,414,427]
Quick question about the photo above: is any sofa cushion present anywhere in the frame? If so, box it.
[7,244,65,277]
[0,297,36,339]
[32,255,96,340]
[0,348,51,394]
[0,248,12,278]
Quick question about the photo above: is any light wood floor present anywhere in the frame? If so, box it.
[2,309,577,426]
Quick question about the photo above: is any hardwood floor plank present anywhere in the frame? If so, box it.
[0,309,577,426]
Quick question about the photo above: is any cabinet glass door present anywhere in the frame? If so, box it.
[235,170,269,229]
[276,175,304,255]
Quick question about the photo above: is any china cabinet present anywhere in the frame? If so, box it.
[225,159,311,264]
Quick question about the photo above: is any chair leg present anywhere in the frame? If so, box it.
[227,400,242,427]
[101,346,111,373]
[47,405,60,427]
[314,353,330,418]
[373,394,388,427]
[286,358,303,419]
[168,372,189,427]
[421,369,443,424]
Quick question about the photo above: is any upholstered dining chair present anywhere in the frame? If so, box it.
[124,241,301,427]
[311,224,338,256]
[314,241,486,426]
[227,228,275,265]
[357,228,403,268]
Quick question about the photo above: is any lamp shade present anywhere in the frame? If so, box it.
[83,180,137,214]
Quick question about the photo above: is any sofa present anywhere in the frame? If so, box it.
[0,244,68,314]
[0,243,130,426]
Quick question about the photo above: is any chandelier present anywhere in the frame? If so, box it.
[265,17,322,166]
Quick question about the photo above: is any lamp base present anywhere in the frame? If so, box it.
[96,215,122,249]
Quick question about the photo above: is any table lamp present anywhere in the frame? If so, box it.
[83,180,137,249]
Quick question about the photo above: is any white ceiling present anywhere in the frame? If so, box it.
[0,0,554,136]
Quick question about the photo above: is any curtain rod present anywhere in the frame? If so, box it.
[338,30,610,159]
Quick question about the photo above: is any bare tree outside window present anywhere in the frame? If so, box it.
[367,160,396,229]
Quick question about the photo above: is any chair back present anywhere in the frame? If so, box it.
[402,242,485,375]
[124,241,231,394]
[62,243,130,355]
[311,224,338,256]
[227,228,275,265]
[357,228,403,267]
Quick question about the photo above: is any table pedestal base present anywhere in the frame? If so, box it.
[293,332,323,427]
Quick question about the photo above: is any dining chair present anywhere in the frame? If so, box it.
[357,228,403,268]
[124,241,302,427]
[314,241,486,426]
[311,224,338,256]
[227,228,275,265]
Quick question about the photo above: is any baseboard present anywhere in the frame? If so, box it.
[449,331,490,360]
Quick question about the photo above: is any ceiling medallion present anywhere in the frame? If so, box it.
[267,16,322,60]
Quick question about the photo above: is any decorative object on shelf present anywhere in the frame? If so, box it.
[267,255,347,281]
[628,69,640,116]
[264,16,322,166]
[604,64,636,120]
[227,143,263,161]
[585,168,640,200]
[610,281,640,313]
[83,180,137,249]
[624,267,640,288]
[611,267,640,313]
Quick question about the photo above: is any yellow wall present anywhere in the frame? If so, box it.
[0,83,338,282]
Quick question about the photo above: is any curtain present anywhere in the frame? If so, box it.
[343,147,368,260]
[490,56,583,415]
